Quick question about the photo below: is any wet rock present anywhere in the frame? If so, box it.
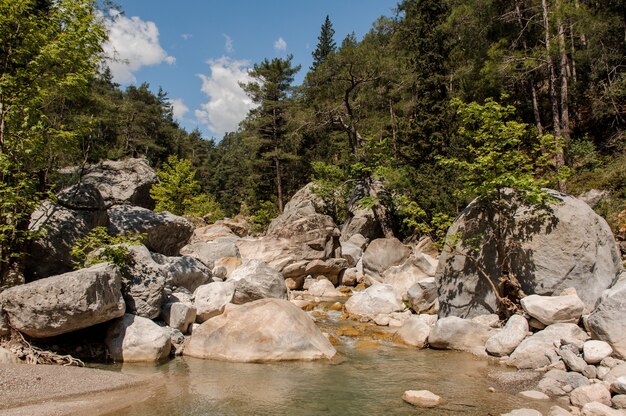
[229,259,287,304]
[428,316,492,354]
[402,390,441,408]
[570,384,612,407]
[344,284,404,320]
[193,281,235,322]
[521,294,584,326]
[105,313,171,362]
[0,263,125,338]
[185,299,336,362]
[486,314,529,357]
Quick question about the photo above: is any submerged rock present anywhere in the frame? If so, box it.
[185,298,336,362]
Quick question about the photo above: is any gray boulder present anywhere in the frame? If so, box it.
[340,179,393,242]
[105,313,171,362]
[193,281,236,322]
[78,158,158,209]
[538,369,590,397]
[161,301,196,334]
[407,277,438,314]
[185,298,336,362]
[521,294,584,326]
[228,260,287,304]
[588,279,626,359]
[393,316,431,348]
[344,284,404,320]
[436,190,621,318]
[108,205,193,256]
[151,252,212,292]
[0,263,125,338]
[180,237,240,269]
[120,245,166,319]
[485,314,529,357]
[428,316,492,354]
[362,237,412,281]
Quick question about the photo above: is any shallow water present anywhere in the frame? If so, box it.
[101,344,555,416]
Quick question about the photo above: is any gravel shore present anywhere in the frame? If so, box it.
[0,364,160,415]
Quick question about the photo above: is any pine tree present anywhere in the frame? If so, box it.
[311,15,336,70]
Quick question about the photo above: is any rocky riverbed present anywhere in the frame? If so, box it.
[1,158,625,415]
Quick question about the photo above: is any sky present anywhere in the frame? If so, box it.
[102,0,399,140]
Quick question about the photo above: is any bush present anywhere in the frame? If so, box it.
[250,200,279,233]
[70,227,143,269]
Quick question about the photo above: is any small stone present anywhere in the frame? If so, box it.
[519,390,550,400]
[488,387,496,393]
[612,394,626,409]
[583,341,613,365]
[374,314,390,326]
[582,365,597,380]
[548,406,573,416]
[402,390,441,408]
[600,357,621,369]
[570,383,612,407]
[596,366,610,380]
[501,409,543,416]
[559,348,589,373]
[581,401,622,416]
[610,376,626,394]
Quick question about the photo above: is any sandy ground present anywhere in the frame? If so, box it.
[0,364,161,416]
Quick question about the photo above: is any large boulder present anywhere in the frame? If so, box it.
[180,237,240,269]
[436,190,622,318]
[587,278,626,359]
[510,323,589,369]
[344,284,404,320]
[108,205,193,256]
[428,316,492,354]
[185,298,337,362]
[521,294,585,326]
[0,263,125,338]
[340,179,393,242]
[151,252,212,293]
[362,238,412,281]
[119,245,166,319]
[393,316,431,348]
[193,281,235,322]
[485,314,529,357]
[228,260,287,304]
[78,158,158,209]
[407,278,438,314]
[105,314,171,362]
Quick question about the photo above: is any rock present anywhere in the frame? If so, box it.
[307,279,344,297]
[500,409,543,416]
[612,395,626,409]
[185,298,336,362]
[190,224,237,243]
[151,253,212,293]
[165,327,186,356]
[402,390,441,407]
[604,363,626,383]
[341,268,359,287]
[0,304,9,337]
[548,406,574,416]
[472,314,501,328]
[0,347,17,364]
[583,365,598,379]
[538,369,590,396]
[180,237,240,269]
[228,259,287,304]
[193,281,236,322]
[0,263,125,338]
[579,189,610,208]
[341,241,363,267]
[581,402,622,416]
[380,256,430,300]
[362,238,411,280]
[558,348,588,373]
[611,376,626,395]
[344,284,404,320]
[407,278,438,314]
[521,294,585,326]
[304,258,348,285]
[587,279,626,359]
[393,316,430,348]
[519,390,550,400]
[161,302,196,334]
[570,384,612,407]
[436,190,622,318]
[510,323,589,369]
[584,341,614,365]
[486,314,529,357]
[341,179,393,242]
[119,245,166,319]
[105,314,171,362]
[78,158,158,209]
[428,316,492,354]
[26,199,108,279]
[347,233,368,250]
[108,205,193,256]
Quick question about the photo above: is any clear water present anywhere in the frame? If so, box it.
[101,345,555,416]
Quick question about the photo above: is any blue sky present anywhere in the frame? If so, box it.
[103,0,398,140]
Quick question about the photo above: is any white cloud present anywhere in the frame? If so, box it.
[181,33,193,40]
[223,34,234,54]
[102,10,175,83]
[168,98,189,120]
[195,57,256,137]
[274,37,287,52]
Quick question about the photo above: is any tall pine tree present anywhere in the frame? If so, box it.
[311,15,336,70]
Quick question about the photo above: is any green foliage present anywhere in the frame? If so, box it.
[151,155,223,220]
[250,201,280,233]
[70,227,143,269]
[394,195,453,246]
[311,15,336,70]
[310,161,350,223]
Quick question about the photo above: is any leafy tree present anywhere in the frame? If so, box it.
[0,0,106,285]
[311,15,336,70]
[70,227,143,269]
[240,55,301,213]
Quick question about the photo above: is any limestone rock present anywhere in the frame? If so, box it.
[120,245,166,319]
[538,369,590,396]
[193,281,236,322]
[161,302,196,334]
[0,263,125,338]
[583,341,614,365]
[304,258,348,285]
[570,384,612,407]
[407,278,438,314]
[341,241,363,267]
[428,316,492,354]
[362,237,411,280]
[510,323,588,369]
[344,284,404,320]
[105,314,171,362]
[152,253,212,293]
[436,190,621,318]
[229,260,287,304]
[581,402,622,416]
[180,237,240,269]
[402,390,441,408]
[108,205,193,256]
[185,298,336,362]
[587,279,626,359]
[307,279,344,297]
[486,314,529,357]
[521,294,584,326]
[393,316,430,348]
[380,256,430,300]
